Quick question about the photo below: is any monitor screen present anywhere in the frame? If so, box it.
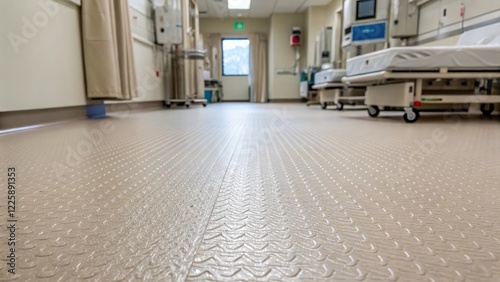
[356,0,377,20]
[352,22,386,43]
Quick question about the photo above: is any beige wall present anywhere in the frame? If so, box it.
[415,0,500,46]
[420,34,460,47]
[0,0,87,112]
[200,18,270,35]
[269,13,307,100]
[306,0,343,68]
[306,6,327,67]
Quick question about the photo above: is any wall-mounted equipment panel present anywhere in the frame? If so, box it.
[154,0,183,45]
[319,26,333,65]
[417,0,440,35]
[391,0,419,38]
[343,0,390,28]
[439,0,463,31]
[343,0,390,47]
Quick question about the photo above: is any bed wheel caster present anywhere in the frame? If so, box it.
[336,103,344,111]
[186,104,190,108]
[367,106,380,118]
[203,103,207,107]
[480,104,494,116]
[404,108,420,123]
[321,103,328,110]
[165,104,171,109]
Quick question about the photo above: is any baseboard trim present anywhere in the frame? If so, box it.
[0,101,165,131]
[0,106,87,131]
[106,101,164,113]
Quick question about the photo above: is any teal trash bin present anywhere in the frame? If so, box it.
[204,90,212,103]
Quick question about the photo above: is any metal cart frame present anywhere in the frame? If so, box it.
[343,68,500,123]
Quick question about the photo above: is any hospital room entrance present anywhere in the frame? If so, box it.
[221,38,250,101]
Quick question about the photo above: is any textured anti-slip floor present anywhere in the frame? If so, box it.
[0,103,499,281]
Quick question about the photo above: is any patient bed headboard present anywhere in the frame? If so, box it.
[457,22,500,46]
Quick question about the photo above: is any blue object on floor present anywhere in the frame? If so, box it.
[204,90,212,103]
[86,104,107,119]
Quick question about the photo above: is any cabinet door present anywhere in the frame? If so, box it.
[418,0,441,35]
[463,0,500,20]
[439,0,463,28]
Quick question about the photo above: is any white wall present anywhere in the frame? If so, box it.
[0,0,87,112]
[269,13,307,100]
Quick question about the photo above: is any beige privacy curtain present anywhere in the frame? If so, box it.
[82,0,138,100]
[248,33,268,103]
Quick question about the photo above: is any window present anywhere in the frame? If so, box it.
[222,38,250,76]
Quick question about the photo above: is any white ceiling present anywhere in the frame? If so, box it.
[198,0,333,18]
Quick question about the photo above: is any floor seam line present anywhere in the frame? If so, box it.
[183,118,248,281]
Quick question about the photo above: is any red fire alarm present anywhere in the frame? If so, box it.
[290,27,301,46]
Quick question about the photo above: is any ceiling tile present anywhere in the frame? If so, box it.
[249,0,276,18]
[229,10,250,18]
[274,0,306,13]
[201,0,333,18]
[299,0,334,12]
[306,0,333,6]
[206,0,230,19]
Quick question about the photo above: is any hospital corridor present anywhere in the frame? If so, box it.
[1,0,500,281]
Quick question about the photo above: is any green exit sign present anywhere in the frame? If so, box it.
[234,21,245,31]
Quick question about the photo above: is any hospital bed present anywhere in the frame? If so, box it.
[342,23,500,123]
[313,69,366,110]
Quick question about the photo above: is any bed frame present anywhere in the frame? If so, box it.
[342,67,500,123]
[312,83,366,110]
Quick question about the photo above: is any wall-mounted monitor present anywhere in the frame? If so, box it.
[351,21,386,44]
[356,0,377,21]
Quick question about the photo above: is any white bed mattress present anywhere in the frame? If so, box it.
[314,69,347,84]
[346,46,500,77]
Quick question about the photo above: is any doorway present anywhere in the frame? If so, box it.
[221,38,250,101]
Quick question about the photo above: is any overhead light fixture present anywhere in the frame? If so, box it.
[228,0,251,10]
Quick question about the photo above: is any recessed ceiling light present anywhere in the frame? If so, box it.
[228,0,251,10]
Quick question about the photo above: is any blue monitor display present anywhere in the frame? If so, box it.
[352,22,386,43]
